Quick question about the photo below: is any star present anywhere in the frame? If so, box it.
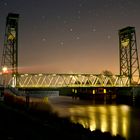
[79,3,82,7]
[60,41,64,46]
[42,38,47,42]
[70,28,73,32]
[76,36,80,40]
[92,28,96,32]
[41,15,46,20]
[107,35,111,39]
[64,20,67,24]
[4,2,7,6]
[78,10,81,14]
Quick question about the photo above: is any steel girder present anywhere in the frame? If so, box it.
[7,73,133,88]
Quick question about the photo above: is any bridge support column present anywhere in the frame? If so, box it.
[1,13,19,87]
[119,26,140,85]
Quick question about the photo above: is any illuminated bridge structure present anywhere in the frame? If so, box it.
[9,73,135,88]
[1,13,140,90]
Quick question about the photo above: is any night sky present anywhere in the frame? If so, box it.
[0,0,140,74]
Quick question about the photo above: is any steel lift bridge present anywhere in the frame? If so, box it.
[0,13,140,89]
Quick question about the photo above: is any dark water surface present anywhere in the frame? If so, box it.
[48,96,140,140]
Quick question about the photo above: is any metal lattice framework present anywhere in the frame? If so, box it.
[119,26,140,84]
[8,73,132,88]
[1,13,19,85]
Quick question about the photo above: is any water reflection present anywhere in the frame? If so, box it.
[48,96,140,140]
[69,105,130,139]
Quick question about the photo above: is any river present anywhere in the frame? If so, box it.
[47,95,140,140]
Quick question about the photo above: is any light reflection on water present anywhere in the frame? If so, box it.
[69,105,130,139]
[48,96,135,140]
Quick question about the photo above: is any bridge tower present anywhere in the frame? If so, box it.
[119,26,140,85]
[1,13,19,87]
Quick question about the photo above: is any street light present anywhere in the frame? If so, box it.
[1,66,8,87]
[2,66,8,74]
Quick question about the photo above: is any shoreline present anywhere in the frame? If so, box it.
[0,93,126,140]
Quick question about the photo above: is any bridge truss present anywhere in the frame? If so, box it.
[8,73,135,88]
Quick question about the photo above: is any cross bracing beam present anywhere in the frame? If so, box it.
[7,73,135,88]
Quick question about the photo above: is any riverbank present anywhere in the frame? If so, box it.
[0,96,126,140]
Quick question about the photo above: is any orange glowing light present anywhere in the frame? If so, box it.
[2,66,8,73]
